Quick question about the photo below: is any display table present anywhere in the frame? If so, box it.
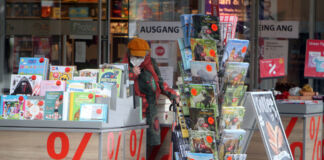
[0,120,148,160]
[246,101,323,160]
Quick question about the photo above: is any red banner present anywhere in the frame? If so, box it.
[304,39,324,78]
[260,58,285,78]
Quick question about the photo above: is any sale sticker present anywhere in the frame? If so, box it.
[260,58,285,78]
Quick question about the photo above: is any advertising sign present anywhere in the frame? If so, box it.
[151,43,169,63]
[138,21,183,40]
[260,58,285,78]
[250,92,293,160]
[259,21,299,39]
[304,39,324,78]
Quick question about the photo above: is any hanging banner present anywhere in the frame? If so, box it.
[260,58,285,78]
[259,21,299,39]
[137,21,183,41]
[304,39,324,78]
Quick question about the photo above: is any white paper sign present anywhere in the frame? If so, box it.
[75,41,86,63]
[138,21,183,40]
[158,66,174,88]
[263,39,289,73]
[151,43,169,63]
[259,21,299,39]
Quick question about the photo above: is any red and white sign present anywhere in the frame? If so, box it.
[304,39,324,78]
[260,58,285,78]
[151,43,169,63]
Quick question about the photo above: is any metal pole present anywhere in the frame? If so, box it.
[63,35,67,65]
[98,132,103,160]
[309,0,315,88]
[107,0,111,63]
[250,0,260,89]
[98,0,103,66]
[0,0,5,83]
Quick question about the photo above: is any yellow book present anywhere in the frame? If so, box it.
[69,92,95,121]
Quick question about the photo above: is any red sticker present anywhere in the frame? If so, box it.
[31,75,37,80]
[211,24,218,31]
[191,88,197,96]
[227,156,233,160]
[206,64,213,72]
[56,80,61,86]
[65,67,71,73]
[206,136,213,143]
[208,117,214,125]
[88,94,93,99]
[210,49,216,57]
[19,96,24,101]
[96,109,102,114]
[59,95,63,100]
[38,101,44,106]
[39,57,44,63]
[241,46,247,53]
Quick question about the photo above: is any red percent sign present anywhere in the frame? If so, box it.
[47,132,92,160]
[285,117,303,160]
[129,129,145,160]
[107,132,122,160]
[310,116,322,160]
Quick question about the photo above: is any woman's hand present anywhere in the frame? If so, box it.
[133,66,141,76]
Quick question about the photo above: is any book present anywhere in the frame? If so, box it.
[79,104,108,122]
[191,15,221,42]
[221,39,249,69]
[79,69,99,80]
[62,92,70,121]
[224,154,247,160]
[178,38,193,71]
[44,91,64,120]
[99,68,123,97]
[180,14,196,47]
[190,61,218,85]
[219,129,246,160]
[49,65,76,81]
[25,96,45,120]
[188,84,218,112]
[223,85,247,107]
[10,74,42,96]
[221,107,245,130]
[18,57,49,80]
[191,38,219,70]
[189,130,215,154]
[66,80,93,92]
[39,80,66,96]
[73,76,97,83]
[189,108,216,132]
[0,95,26,120]
[69,92,95,121]
[186,152,214,160]
[224,62,249,86]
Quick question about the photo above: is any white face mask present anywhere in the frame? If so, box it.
[130,56,145,67]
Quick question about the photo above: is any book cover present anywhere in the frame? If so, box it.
[25,96,45,120]
[189,130,215,154]
[62,92,70,121]
[191,15,221,42]
[49,65,76,81]
[224,62,249,86]
[99,68,122,97]
[191,38,219,70]
[219,129,246,160]
[0,95,26,120]
[66,80,93,92]
[180,14,195,47]
[79,69,99,79]
[223,85,247,107]
[10,74,42,96]
[178,38,193,71]
[45,91,64,120]
[39,80,66,96]
[189,108,216,132]
[186,152,214,160]
[222,107,245,130]
[190,61,218,85]
[188,84,218,112]
[69,92,95,121]
[18,57,49,79]
[221,39,249,69]
[73,76,97,83]
[89,83,117,99]
[224,154,247,160]
[79,104,108,122]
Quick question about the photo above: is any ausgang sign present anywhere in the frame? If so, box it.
[138,21,183,40]
[259,21,299,39]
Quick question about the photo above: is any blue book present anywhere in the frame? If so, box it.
[187,152,214,160]
[178,38,193,70]
[18,57,49,80]
[79,104,108,122]
[1,95,27,120]
[221,39,250,70]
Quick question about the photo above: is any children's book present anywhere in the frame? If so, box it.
[224,154,247,160]
[10,74,42,96]
[73,76,97,83]
[100,63,129,86]
[180,14,194,47]
[224,62,249,86]
[49,65,76,81]
[66,80,93,92]
[191,15,221,42]
[189,108,216,132]
[189,130,215,154]
[0,95,26,120]
[186,152,214,160]
[223,85,247,107]
[219,129,246,160]
[62,92,70,121]
[221,107,245,130]
[79,104,108,122]
[25,96,45,120]
[178,38,193,71]
[190,61,218,85]
[39,80,66,96]
[221,39,249,70]
[79,69,99,80]
[69,92,95,121]
[44,91,64,120]
[191,38,219,70]
[18,57,49,79]
[99,68,123,97]
[188,84,218,113]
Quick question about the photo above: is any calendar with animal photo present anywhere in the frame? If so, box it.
[221,39,249,69]
[221,107,245,130]
[189,108,216,132]
[218,129,246,160]
[188,84,218,111]
[191,15,221,42]
[224,62,249,86]
[190,61,219,86]
[190,38,219,69]
[223,85,247,107]
[189,130,216,154]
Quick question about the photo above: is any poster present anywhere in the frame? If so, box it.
[260,58,285,78]
[75,41,86,63]
[251,92,292,160]
[304,39,324,78]
[263,39,289,74]
[158,66,174,88]
[151,43,169,63]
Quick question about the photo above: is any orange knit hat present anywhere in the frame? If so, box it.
[128,38,150,57]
